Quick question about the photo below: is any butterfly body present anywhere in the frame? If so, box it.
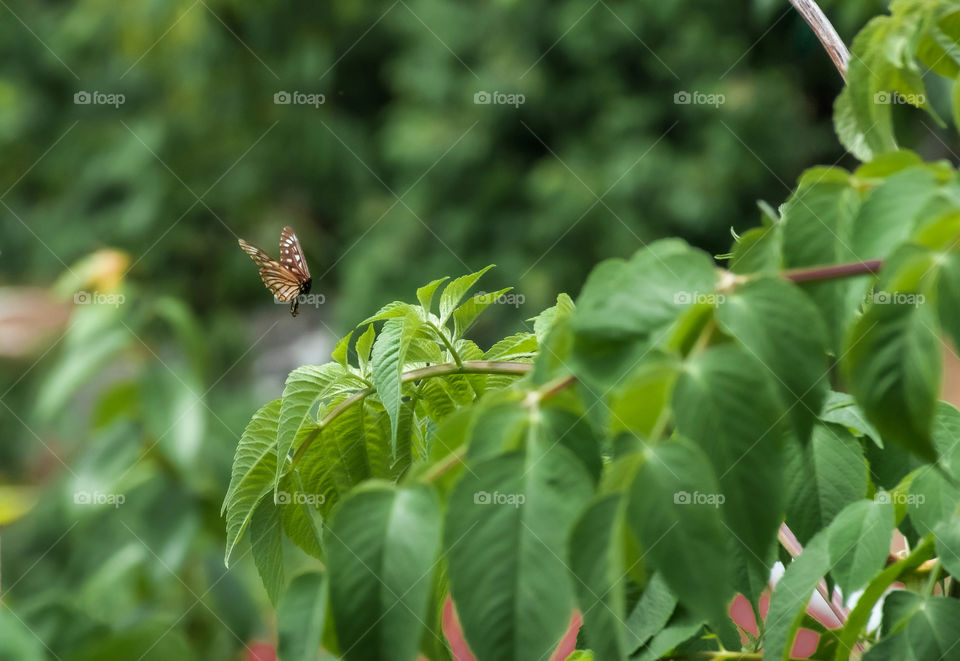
[238,226,312,317]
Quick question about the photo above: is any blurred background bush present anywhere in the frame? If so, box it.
[0,0,888,658]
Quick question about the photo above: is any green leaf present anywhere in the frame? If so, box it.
[819,391,881,443]
[533,293,575,344]
[909,465,960,536]
[626,440,732,629]
[850,167,944,260]
[277,572,327,661]
[607,356,678,440]
[417,276,449,314]
[355,324,376,377]
[452,287,512,339]
[327,484,442,661]
[292,397,393,517]
[837,537,935,661]
[716,277,828,442]
[223,399,281,566]
[827,499,894,596]
[483,332,538,360]
[359,300,421,326]
[0,610,46,661]
[439,265,495,325]
[445,444,593,661]
[371,312,424,452]
[934,514,960,580]
[277,364,365,489]
[569,495,630,661]
[250,497,285,605]
[632,610,705,661]
[933,251,960,354]
[904,596,960,660]
[332,331,353,367]
[672,345,785,602]
[779,167,861,352]
[784,423,868,545]
[729,224,782,275]
[764,529,831,661]
[623,573,677,654]
[572,239,717,342]
[845,293,941,462]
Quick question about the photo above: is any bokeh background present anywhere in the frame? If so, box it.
[0,1,893,659]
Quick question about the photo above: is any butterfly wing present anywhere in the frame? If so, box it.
[279,226,311,280]
[238,238,302,303]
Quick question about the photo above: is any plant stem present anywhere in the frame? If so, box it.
[789,0,850,80]
[428,321,464,368]
[290,360,533,463]
[922,560,942,598]
[781,259,882,283]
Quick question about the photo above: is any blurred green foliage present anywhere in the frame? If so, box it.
[0,0,889,658]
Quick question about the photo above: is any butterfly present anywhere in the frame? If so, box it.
[238,226,312,317]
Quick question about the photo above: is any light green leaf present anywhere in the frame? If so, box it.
[250,497,285,605]
[223,399,281,566]
[452,287,512,339]
[417,276,449,314]
[533,293,575,343]
[277,363,365,489]
[331,331,353,367]
[371,313,425,451]
[483,332,538,361]
[328,484,442,661]
[439,265,495,325]
[607,356,678,440]
[359,301,421,326]
[356,324,376,377]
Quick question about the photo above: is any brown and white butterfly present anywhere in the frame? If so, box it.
[238,226,312,317]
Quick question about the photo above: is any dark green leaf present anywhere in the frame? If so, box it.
[328,484,442,661]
